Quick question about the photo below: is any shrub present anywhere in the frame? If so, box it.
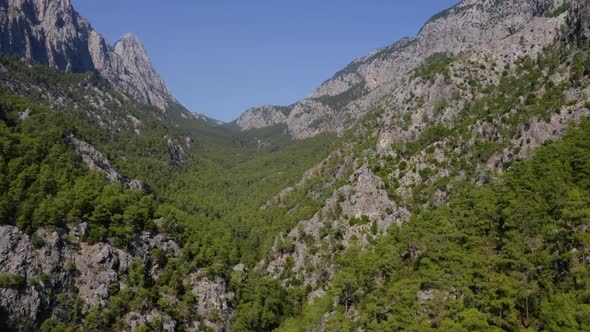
[419,167,433,180]
[0,273,25,289]
[349,215,371,226]
[31,234,46,249]
[545,3,569,18]
[413,53,454,81]
[398,161,408,171]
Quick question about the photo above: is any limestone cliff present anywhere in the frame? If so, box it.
[235,0,569,139]
[0,0,175,111]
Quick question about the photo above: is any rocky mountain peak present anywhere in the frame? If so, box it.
[115,33,145,53]
[0,0,176,111]
[31,0,74,19]
[235,105,290,130]
[112,33,174,111]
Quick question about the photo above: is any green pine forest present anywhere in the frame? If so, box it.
[279,109,590,332]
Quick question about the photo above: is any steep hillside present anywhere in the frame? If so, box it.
[232,0,590,330]
[279,112,590,331]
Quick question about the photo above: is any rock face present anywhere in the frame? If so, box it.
[235,105,290,130]
[65,135,148,189]
[67,135,123,183]
[234,0,569,139]
[186,271,235,331]
[0,0,175,111]
[112,33,173,111]
[265,164,409,297]
[0,224,234,332]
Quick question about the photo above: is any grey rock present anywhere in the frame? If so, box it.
[17,108,32,120]
[125,309,177,332]
[186,271,235,332]
[235,105,290,131]
[0,224,204,330]
[68,222,88,242]
[166,136,186,163]
[0,288,42,331]
[75,242,133,307]
[112,33,174,111]
[127,179,146,191]
[129,232,180,273]
[235,0,570,139]
[265,164,408,296]
[66,135,123,183]
[0,218,234,331]
[0,226,32,277]
[233,263,245,272]
[66,135,148,189]
[338,165,396,222]
[0,0,175,111]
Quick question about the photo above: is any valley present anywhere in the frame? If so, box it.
[1,0,590,331]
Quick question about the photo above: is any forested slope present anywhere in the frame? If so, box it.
[0,55,337,331]
[278,109,590,331]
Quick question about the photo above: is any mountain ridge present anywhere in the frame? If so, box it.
[234,0,568,139]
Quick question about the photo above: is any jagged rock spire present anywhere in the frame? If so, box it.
[0,0,175,111]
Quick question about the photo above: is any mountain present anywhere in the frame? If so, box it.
[235,0,569,139]
[0,0,175,111]
[2,0,590,331]
[110,33,174,111]
[239,0,590,329]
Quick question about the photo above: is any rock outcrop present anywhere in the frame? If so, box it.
[66,135,147,189]
[0,0,175,111]
[235,105,290,131]
[265,164,409,297]
[67,135,123,183]
[111,33,173,111]
[0,224,234,331]
[185,271,235,331]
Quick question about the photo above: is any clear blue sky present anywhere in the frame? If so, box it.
[72,1,459,122]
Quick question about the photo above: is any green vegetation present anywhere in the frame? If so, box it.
[545,3,570,18]
[413,53,455,81]
[316,82,368,110]
[0,91,160,245]
[279,109,590,332]
[376,44,574,212]
[272,41,590,331]
[232,275,301,331]
[0,53,341,331]
[349,215,371,226]
[0,273,25,289]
